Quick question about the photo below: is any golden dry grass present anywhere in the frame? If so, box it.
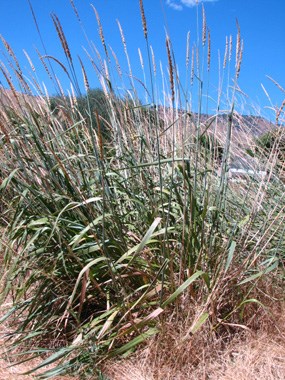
[105,330,285,380]
[0,229,73,380]
[105,303,285,380]
[0,303,74,380]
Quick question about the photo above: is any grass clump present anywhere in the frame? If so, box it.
[0,1,284,378]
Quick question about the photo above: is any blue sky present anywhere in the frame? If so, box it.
[0,0,284,119]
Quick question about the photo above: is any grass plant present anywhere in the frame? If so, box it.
[0,1,284,378]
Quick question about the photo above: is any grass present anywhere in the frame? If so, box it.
[0,1,284,378]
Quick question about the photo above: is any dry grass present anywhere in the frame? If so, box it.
[0,229,73,380]
[208,333,285,380]
[0,303,74,380]
[105,301,285,380]
[105,332,285,380]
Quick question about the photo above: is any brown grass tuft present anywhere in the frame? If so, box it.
[105,303,285,380]
[104,279,285,380]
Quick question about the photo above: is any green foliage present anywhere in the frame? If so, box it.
[50,88,112,141]
[256,128,285,160]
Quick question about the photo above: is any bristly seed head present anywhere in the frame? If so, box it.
[236,39,243,79]
[51,13,72,62]
[0,35,23,75]
[229,34,233,62]
[166,36,174,103]
[191,47,195,85]
[202,5,206,47]
[91,5,109,60]
[139,0,148,39]
[78,57,89,91]
[186,31,190,68]
[69,0,81,22]
[36,48,52,80]
[223,36,228,69]
[235,19,241,71]
[207,29,211,72]
[23,50,36,72]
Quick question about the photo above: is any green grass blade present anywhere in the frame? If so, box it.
[161,271,204,308]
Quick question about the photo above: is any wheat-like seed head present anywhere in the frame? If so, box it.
[91,5,109,59]
[229,34,233,62]
[139,0,148,39]
[191,47,195,85]
[36,48,52,80]
[207,29,211,72]
[223,36,228,69]
[235,20,241,71]
[236,39,243,79]
[51,13,72,62]
[78,57,89,92]
[117,20,134,82]
[23,50,35,72]
[0,35,22,75]
[69,0,81,22]
[0,64,18,100]
[202,5,206,47]
[117,21,127,53]
[166,36,174,103]
[196,46,199,74]
[186,31,190,68]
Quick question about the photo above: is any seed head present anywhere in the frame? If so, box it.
[139,0,148,39]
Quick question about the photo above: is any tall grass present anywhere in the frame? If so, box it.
[0,1,284,378]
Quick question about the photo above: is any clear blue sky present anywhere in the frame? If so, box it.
[0,0,284,119]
